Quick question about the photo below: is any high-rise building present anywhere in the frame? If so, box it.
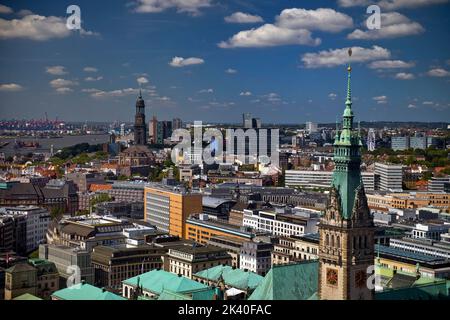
[252,118,262,129]
[144,184,202,238]
[374,163,403,191]
[318,53,375,300]
[367,128,376,151]
[172,118,183,131]
[410,135,427,150]
[243,113,252,129]
[134,91,147,145]
[120,123,125,137]
[306,122,318,134]
[391,136,409,151]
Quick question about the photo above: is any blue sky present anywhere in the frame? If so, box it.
[0,0,449,123]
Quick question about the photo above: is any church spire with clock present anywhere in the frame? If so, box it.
[318,48,375,300]
[134,89,147,145]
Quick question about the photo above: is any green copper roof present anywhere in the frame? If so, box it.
[248,261,319,300]
[158,290,193,300]
[13,293,42,301]
[331,63,363,220]
[123,269,210,295]
[194,265,263,291]
[52,283,126,300]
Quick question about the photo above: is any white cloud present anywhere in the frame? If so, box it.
[199,88,214,93]
[338,0,448,9]
[0,83,23,92]
[427,68,450,77]
[49,79,78,88]
[137,76,149,85]
[85,76,103,82]
[84,67,98,73]
[408,103,417,109]
[46,66,68,76]
[225,68,238,74]
[133,0,213,16]
[394,72,415,80]
[373,95,388,104]
[218,23,321,49]
[348,12,424,40]
[422,101,434,105]
[0,5,13,14]
[368,60,415,69]
[169,56,204,67]
[329,93,338,100]
[84,88,151,99]
[240,91,252,96]
[55,87,73,94]
[301,45,391,68]
[0,14,98,41]
[225,12,263,24]
[276,8,353,33]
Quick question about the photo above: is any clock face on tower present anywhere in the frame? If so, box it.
[326,268,338,286]
[355,270,367,288]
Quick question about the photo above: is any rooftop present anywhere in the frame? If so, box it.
[52,283,126,300]
[123,269,210,295]
[194,265,263,291]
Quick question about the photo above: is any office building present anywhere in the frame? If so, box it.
[2,206,51,253]
[306,122,318,134]
[374,163,404,191]
[243,113,252,129]
[391,136,410,151]
[285,170,375,191]
[185,214,255,244]
[91,244,165,291]
[428,176,450,193]
[167,244,231,279]
[39,244,95,286]
[240,241,273,276]
[272,233,319,266]
[243,207,320,237]
[144,184,202,237]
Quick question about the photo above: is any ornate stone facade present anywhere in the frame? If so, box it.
[318,51,375,300]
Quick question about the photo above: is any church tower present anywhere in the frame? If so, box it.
[318,49,375,300]
[134,90,147,145]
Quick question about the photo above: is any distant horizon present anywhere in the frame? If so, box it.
[0,1,449,123]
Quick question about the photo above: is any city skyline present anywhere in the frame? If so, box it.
[0,0,449,123]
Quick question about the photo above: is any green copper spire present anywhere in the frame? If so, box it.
[331,48,363,220]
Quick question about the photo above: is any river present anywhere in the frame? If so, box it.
[0,134,110,156]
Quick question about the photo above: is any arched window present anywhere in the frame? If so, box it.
[331,235,335,247]
[325,234,329,246]
[353,236,357,250]
[364,236,368,249]
[359,236,363,249]
[337,236,341,248]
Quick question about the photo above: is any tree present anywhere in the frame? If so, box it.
[50,207,65,220]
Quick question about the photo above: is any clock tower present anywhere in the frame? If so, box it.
[318,49,375,300]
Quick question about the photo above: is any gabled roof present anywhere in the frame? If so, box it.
[248,261,319,300]
[123,269,209,295]
[52,283,126,300]
[194,265,263,291]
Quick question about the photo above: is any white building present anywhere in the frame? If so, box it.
[412,223,449,241]
[285,170,375,191]
[239,241,272,276]
[374,163,403,191]
[243,207,320,237]
[3,206,51,253]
